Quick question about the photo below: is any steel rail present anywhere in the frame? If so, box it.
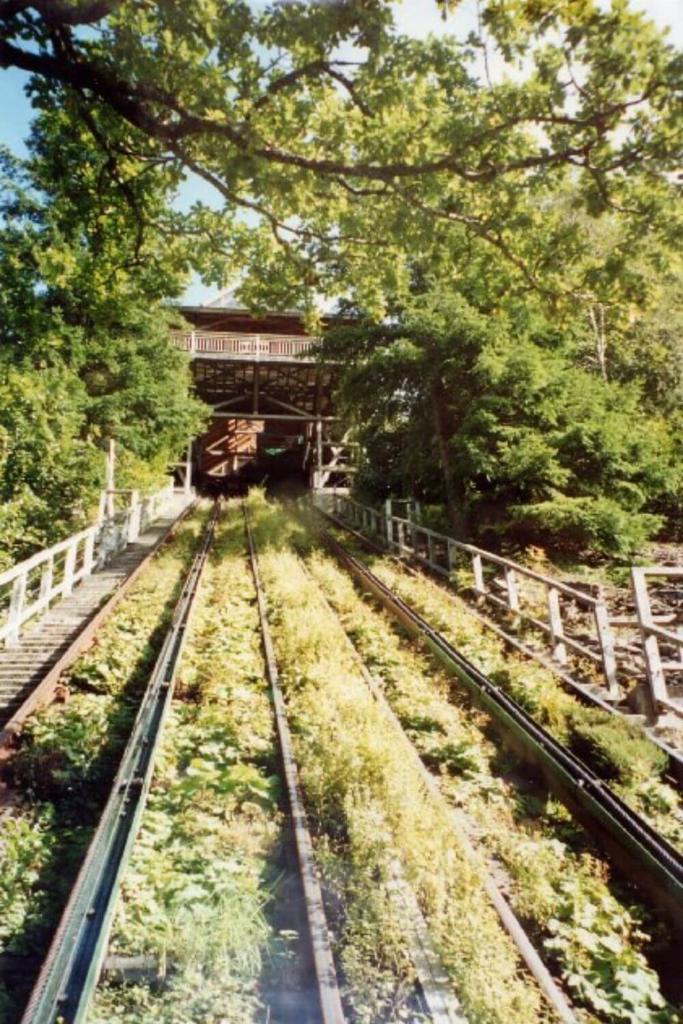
[242,502,347,1024]
[295,554,576,1024]
[20,503,220,1024]
[320,530,683,930]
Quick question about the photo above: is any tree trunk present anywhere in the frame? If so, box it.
[431,377,468,537]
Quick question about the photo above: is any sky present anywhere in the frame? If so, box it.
[1,1,681,304]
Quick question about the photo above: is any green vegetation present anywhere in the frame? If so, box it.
[0,130,206,567]
[324,285,681,558]
[0,510,207,1024]
[303,541,680,1023]
[0,1,681,561]
[248,492,547,1024]
[91,505,289,1024]
[339,542,683,849]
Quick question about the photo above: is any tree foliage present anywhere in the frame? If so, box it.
[0,0,680,313]
[324,285,680,557]
[0,109,206,566]
[0,1,680,562]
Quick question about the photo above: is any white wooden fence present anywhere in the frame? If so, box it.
[170,331,315,360]
[315,493,682,715]
[0,481,176,648]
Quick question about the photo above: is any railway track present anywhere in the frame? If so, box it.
[17,503,220,1024]
[244,500,476,1024]
[9,498,471,1024]
[294,555,577,1024]
[316,522,683,930]
[5,492,682,1024]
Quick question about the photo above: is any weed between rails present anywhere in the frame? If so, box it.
[336,537,683,852]
[303,548,680,1024]
[90,505,295,1024]
[0,509,210,1024]
[248,490,549,1024]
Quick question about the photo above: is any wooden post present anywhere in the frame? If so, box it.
[504,567,520,613]
[547,586,567,664]
[315,418,323,490]
[447,541,456,576]
[184,442,193,496]
[6,571,27,646]
[631,568,667,705]
[62,540,77,597]
[39,556,54,607]
[384,499,393,547]
[471,552,485,594]
[105,439,116,518]
[593,600,619,698]
[189,330,197,355]
[128,491,141,543]
[82,532,96,579]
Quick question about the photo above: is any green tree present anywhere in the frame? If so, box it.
[0,0,679,312]
[325,287,679,557]
[0,108,206,566]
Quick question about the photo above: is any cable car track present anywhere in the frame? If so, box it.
[242,502,347,1024]
[294,555,578,1024]
[18,503,220,1024]
[317,524,683,931]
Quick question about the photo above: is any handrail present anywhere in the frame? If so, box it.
[0,480,177,647]
[389,514,601,606]
[316,492,620,699]
[170,330,316,358]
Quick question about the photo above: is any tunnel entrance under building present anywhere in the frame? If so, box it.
[171,289,358,495]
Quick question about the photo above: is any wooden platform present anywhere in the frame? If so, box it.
[0,500,189,727]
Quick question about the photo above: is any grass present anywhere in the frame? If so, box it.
[248,490,550,1024]
[337,540,683,851]
[89,504,292,1024]
[302,545,680,1024]
[0,508,209,1024]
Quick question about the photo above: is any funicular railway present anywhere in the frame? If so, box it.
[0,299,682,1024]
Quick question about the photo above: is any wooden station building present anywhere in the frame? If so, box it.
[171,290,356,492]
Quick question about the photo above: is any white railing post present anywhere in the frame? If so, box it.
[39,556,54,605]
[6,570,28,647]
[190,330,197,355]
[547,586,567,664]
[62,539,77,597]
[82,531,96,579]
[127,490,141,543]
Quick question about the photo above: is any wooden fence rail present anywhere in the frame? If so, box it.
[0,481,176,648]
[170,331,315,359]
[316,492,626,700]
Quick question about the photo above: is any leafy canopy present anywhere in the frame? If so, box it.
[0,0,680,312]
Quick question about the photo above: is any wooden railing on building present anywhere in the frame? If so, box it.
[0,481,177,648]
[170,331,316,359]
